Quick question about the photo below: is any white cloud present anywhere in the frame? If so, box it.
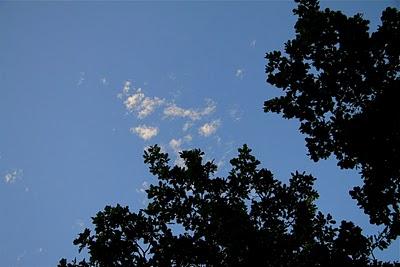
[170,88,182,99]
[124,88,145,111]
[75,219,85,229]
[214,140,237,174]
[119,80,217,124]
[123,80,131,94]
[118,80,133,99]
[182,121,193,131]
[164,99,216,121]
[136,181,151,205]
[4,173,15,183]
[169,134,193,154]
[136,181,149,194]
[141,181,149,193]
[123,87,165,119]
[169,138,182,153]
[16,250,27,262]
[77,72,85,86]
[4,169,23,184]
[168,135,194,167]
[138,97,164,119]
[216,159,225,169]
[168,72,177,81]
[174,157,186,168]
[184,134,192,142]
[100,77,107,85]
[131,125,159,140]
[164,105,196,119]
[199,120,220,137]
[235,69,244,79]
[250,40,256,47]
[229,106,243,121]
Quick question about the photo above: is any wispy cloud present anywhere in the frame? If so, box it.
[229,105,243,121]
[16,250,27,262]
[184,134,192,142]
[235,69,244,79]
[3,169,23,184]
[124,88,145,111]
[169,139,185,167]
[131,125,159,140]
[168,135,193,153]
[77,72,85,86]
[117,80,133,99]
[118,79,220,144]
[167,72,177,81]
[250,39,256,48]
[123,80,131,94]
[138,97,165,119]
[199,120,221,137]
[164,99,216,121]
[74,219,85,229]
[215,140,237,173]
[136,181,149,194]
[136,181,150,205]
[182,121,193,131]
[100,77,108,85]
[124,88,165,119]
[169,138,183,153]
[168,134,194,167]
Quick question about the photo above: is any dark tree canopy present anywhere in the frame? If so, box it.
[264,0,400,242]
[59,145,399,267]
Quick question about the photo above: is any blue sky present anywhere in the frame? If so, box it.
[0,1,398,266]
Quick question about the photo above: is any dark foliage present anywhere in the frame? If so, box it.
[59,145,399,266]
[264,0,400,243]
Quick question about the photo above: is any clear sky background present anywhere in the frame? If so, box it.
[0,1,399,266]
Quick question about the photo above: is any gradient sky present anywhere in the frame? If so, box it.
[0,1,399,266]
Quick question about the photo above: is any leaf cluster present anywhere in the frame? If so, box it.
[59,145,399,266]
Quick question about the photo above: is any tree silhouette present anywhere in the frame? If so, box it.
[264,0,400,244]
[59,145,399,266]
[59,0,400,265]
